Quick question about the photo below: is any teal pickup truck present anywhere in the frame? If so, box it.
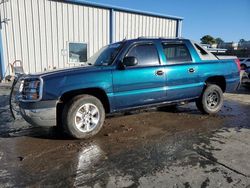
[18,38,241,139]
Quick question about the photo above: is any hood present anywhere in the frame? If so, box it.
[29,65,104,78]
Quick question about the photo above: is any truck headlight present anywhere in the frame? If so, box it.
[21,78,43,101]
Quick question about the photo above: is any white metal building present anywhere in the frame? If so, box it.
[0,0,183,79]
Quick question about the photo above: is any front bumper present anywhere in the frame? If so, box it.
[19,100,57,127]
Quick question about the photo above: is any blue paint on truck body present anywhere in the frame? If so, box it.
[21,38,240,115]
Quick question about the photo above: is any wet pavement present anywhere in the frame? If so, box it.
[0,84,250,187]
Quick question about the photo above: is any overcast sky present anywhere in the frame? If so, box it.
[87,0,250,42]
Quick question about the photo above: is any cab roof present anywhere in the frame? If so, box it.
[123,37,190,43]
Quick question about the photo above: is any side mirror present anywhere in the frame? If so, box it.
[123,56,138,67]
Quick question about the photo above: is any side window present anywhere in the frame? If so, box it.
[126,44,160,66]
[162,43,192,64]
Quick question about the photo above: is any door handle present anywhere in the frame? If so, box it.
[188,68,195,73]
[156,70,164,76]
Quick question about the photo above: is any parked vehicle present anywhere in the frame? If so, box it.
[18,38,241,139]
[239,58,250,70]
[241,68,250,88]
[246,67,250,76]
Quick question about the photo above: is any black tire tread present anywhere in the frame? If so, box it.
[196,84,224,114]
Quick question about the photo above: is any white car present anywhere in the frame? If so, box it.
[239,58,250,70]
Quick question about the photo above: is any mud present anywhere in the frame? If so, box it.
[0,84,250,187]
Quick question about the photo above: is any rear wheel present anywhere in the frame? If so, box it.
[196,84,224,114]
[62,95,105,139]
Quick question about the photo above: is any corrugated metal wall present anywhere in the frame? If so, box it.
[0,0,180,76]
[114,11,177,42]
[0,0,110,75]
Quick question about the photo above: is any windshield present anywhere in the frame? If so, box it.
[87,42,123,66]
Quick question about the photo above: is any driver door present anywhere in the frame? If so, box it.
[112,42,166,110]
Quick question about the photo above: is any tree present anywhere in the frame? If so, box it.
[239,39,246,44]
[200,35,216,45]
[215,37,224,44]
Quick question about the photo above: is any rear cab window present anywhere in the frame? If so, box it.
[126,43,160,66]
[161,43,192,64]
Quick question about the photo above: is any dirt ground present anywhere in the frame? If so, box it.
[0,84,250,187]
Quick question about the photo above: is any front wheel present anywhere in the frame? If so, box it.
[196,84,224,114]
[62,95,105,139]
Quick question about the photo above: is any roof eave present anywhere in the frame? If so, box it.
[60,0,183,21]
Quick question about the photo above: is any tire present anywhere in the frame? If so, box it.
[196,84,224,114]
[62,95,105,139]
